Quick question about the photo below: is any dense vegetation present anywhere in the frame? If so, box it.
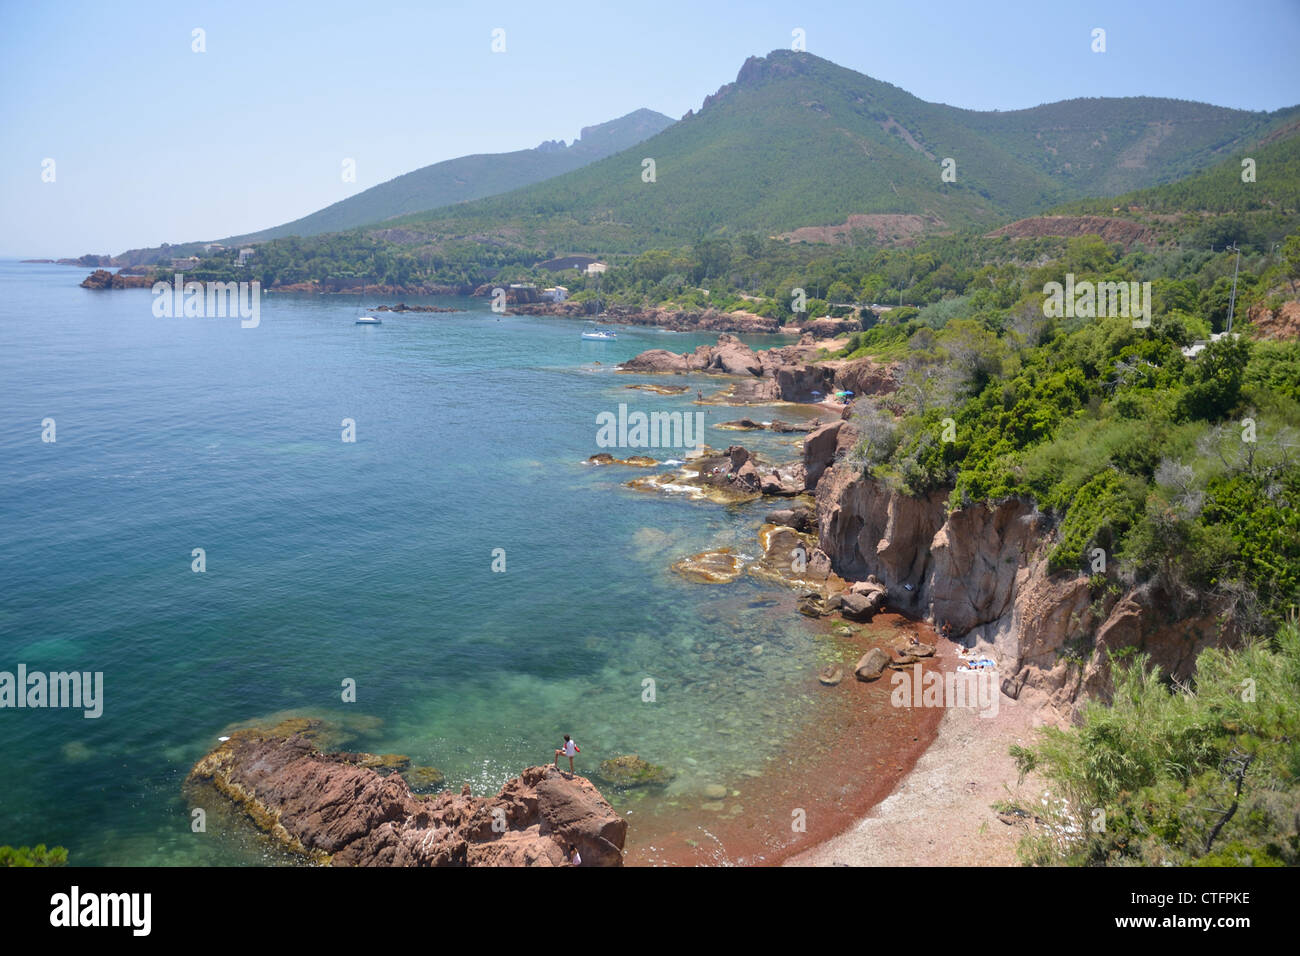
[1005,615,1300,866]
[841,232,1300,632]
[0,844,68,866]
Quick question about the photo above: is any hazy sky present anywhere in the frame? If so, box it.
[2,0,1298,257]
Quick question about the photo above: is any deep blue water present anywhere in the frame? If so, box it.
[0,260,836,864]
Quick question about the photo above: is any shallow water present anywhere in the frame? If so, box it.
[0,260,859,865]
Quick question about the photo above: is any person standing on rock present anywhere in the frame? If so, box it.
[568,843,582,866]
[554,734,579,773]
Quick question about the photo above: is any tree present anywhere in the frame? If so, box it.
[845,401,899,475]
[1282,233,1300,294]
[1177,334,1250,421]
[0,844,68,867]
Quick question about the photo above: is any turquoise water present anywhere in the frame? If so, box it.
[0,260,835,864]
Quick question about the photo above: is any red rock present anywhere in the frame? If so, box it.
[186,727,625,866]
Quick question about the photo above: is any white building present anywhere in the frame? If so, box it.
[542,286,569,302]
[585,262,608,275]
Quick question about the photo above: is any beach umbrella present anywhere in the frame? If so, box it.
[810,390,822,397]
[844,390,854,397]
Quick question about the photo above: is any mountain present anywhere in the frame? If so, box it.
[372,50,1299,252]
[223,108,675,244]
[1054,116,1300,219]
[107,108,675,264]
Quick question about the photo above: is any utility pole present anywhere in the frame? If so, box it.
[1226,243,1241,334]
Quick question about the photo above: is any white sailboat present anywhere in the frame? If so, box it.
[355,277,381,324]
[580,272,615,339]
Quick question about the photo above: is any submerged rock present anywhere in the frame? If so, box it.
[624,383,689,395]
[769,419,818,433]
[336,752,411,772]
[818,663,844,686]
[403,766,447,793]
[596,754,675,787]
[671,548,745,584]
[586,452,659,467]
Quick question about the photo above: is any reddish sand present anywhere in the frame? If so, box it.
[621,613,947,866]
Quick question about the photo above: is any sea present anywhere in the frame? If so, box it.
[0,260,872,865]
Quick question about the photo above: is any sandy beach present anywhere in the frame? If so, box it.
[787,644,1053,867]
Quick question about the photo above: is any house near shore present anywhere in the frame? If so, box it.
[542,286,568,302]
[237,248,255,267]
[171,256,200,269]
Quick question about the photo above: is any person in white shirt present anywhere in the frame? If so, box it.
[554,734,579,773]
[568,843,582,866]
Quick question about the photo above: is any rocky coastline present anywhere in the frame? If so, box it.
[510,298,868,338]
[190,329,1234,867]
[618,332,897,404]
[186,718,627,866]
[619,332,1236,720]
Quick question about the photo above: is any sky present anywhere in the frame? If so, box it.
[2,0,1298,257]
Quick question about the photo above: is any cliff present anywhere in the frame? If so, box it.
[808,460,1237,716]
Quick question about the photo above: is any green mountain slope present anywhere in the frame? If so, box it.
[375,50,1298,252]
[221,108,675,245]
[1055,119,1300,217]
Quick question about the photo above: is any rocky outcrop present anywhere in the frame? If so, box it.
[766,504,817,533]
[802,420,860,490]
[840,578,888,621]
[80,269,154,289]
[373,303,460,313]
[586,452,658,467]
[671,548,745,583]
[619,347,707,374]
[186,722,626,866]
[512,302,781,333]
[628,443,805,504]
[620,334,891,406]
[800,317,862,338]
[1246,298,1300,341]
[823,357,898,398]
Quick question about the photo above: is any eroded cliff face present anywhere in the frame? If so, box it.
[811,463,1236,716]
